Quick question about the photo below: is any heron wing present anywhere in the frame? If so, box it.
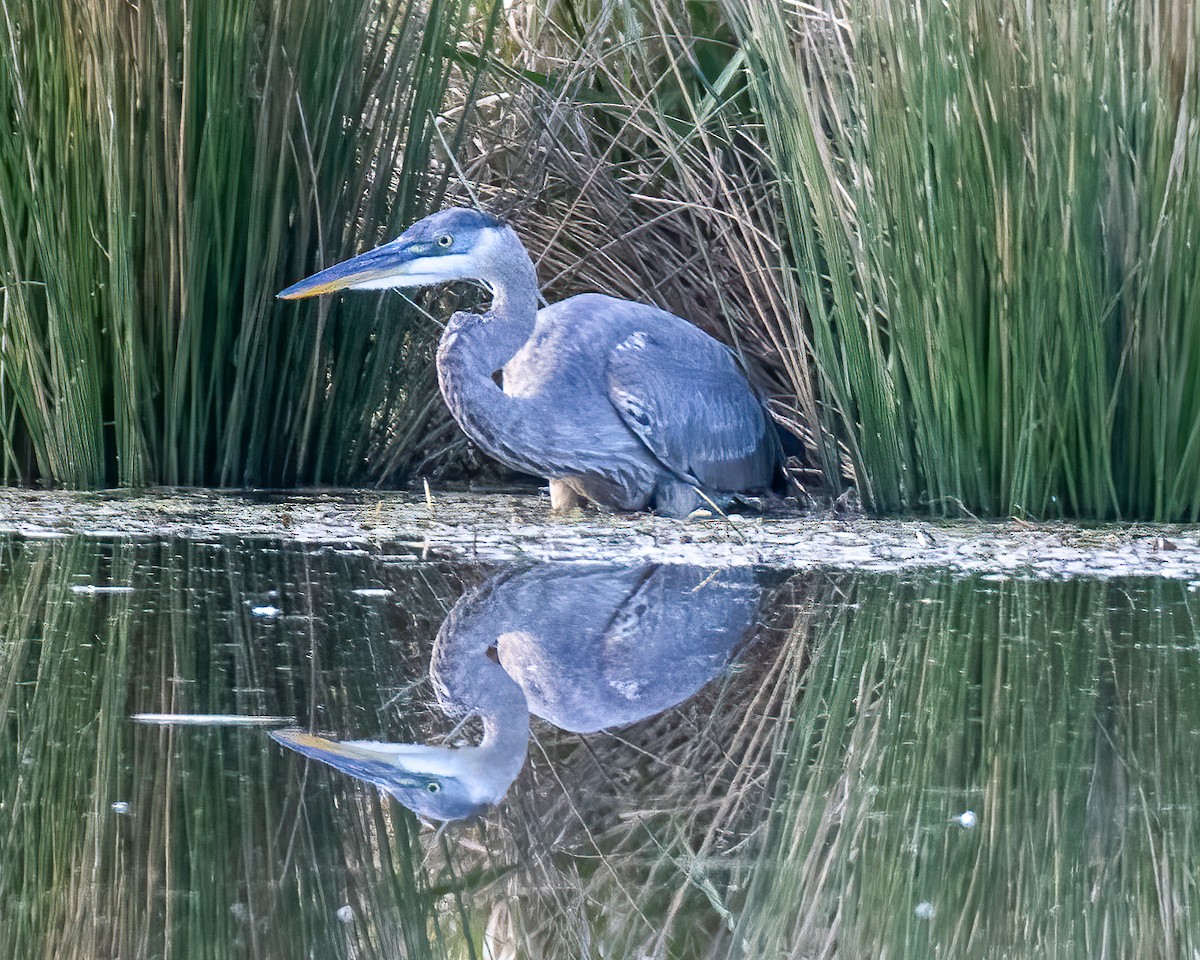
[538,565,761,731]
[606,328,777,491]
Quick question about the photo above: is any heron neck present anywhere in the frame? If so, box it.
[477,232,539,369]
[435,232,545,476]
[431,581,532,782]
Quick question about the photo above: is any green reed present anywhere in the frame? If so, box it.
[481,0,839,485]
[728,0,1200,519]
[0,0,495,488]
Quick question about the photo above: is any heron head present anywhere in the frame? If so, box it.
[270,728,509,821]
[277,208,508,300]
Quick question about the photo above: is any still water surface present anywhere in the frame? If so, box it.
[1,535,1197,958]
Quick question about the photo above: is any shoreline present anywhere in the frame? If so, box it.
[1,487,1199,580]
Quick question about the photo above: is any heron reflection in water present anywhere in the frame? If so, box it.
[278,209,789,517]
[272,564,764,821]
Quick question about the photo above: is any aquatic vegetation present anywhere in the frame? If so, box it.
[727,0,1200,519]
[2,0,1198,518]
[471,0,1200,520]
[0,0,494,487]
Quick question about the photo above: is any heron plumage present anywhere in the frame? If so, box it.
[280,207,783,516]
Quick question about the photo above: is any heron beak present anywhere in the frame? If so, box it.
[270,729,469,782]
[276,241,426,300]
[270,729,410,781]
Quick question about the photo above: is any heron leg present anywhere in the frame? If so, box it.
[549,479,588,513]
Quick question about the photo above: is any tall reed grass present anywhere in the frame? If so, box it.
[727,0,1200,519]
[0,0,494,488]
[470,0,839,485]
[3,0,1199,518]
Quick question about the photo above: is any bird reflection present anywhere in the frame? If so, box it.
[272,564,765,821]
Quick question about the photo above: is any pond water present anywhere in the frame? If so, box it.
[2,533,1197,958]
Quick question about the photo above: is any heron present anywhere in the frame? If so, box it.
[272,563,764,821]
[278,208,786,517]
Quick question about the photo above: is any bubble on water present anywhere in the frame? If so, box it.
[111,801,131,815]
[336,905,355,923]
[914,901,935,920]
[952,809,977,829]
[250,605,281,618]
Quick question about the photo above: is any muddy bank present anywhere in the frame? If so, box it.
[3,487,1200,580]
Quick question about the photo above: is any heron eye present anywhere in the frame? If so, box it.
[426,781,441,793]
[436,234,453,248]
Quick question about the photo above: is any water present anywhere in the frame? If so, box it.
[1,534,1197,958]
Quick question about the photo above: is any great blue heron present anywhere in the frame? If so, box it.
[272,563,764,821]
[278,208,784,517]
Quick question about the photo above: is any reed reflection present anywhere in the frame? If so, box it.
[273,563,766,820]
